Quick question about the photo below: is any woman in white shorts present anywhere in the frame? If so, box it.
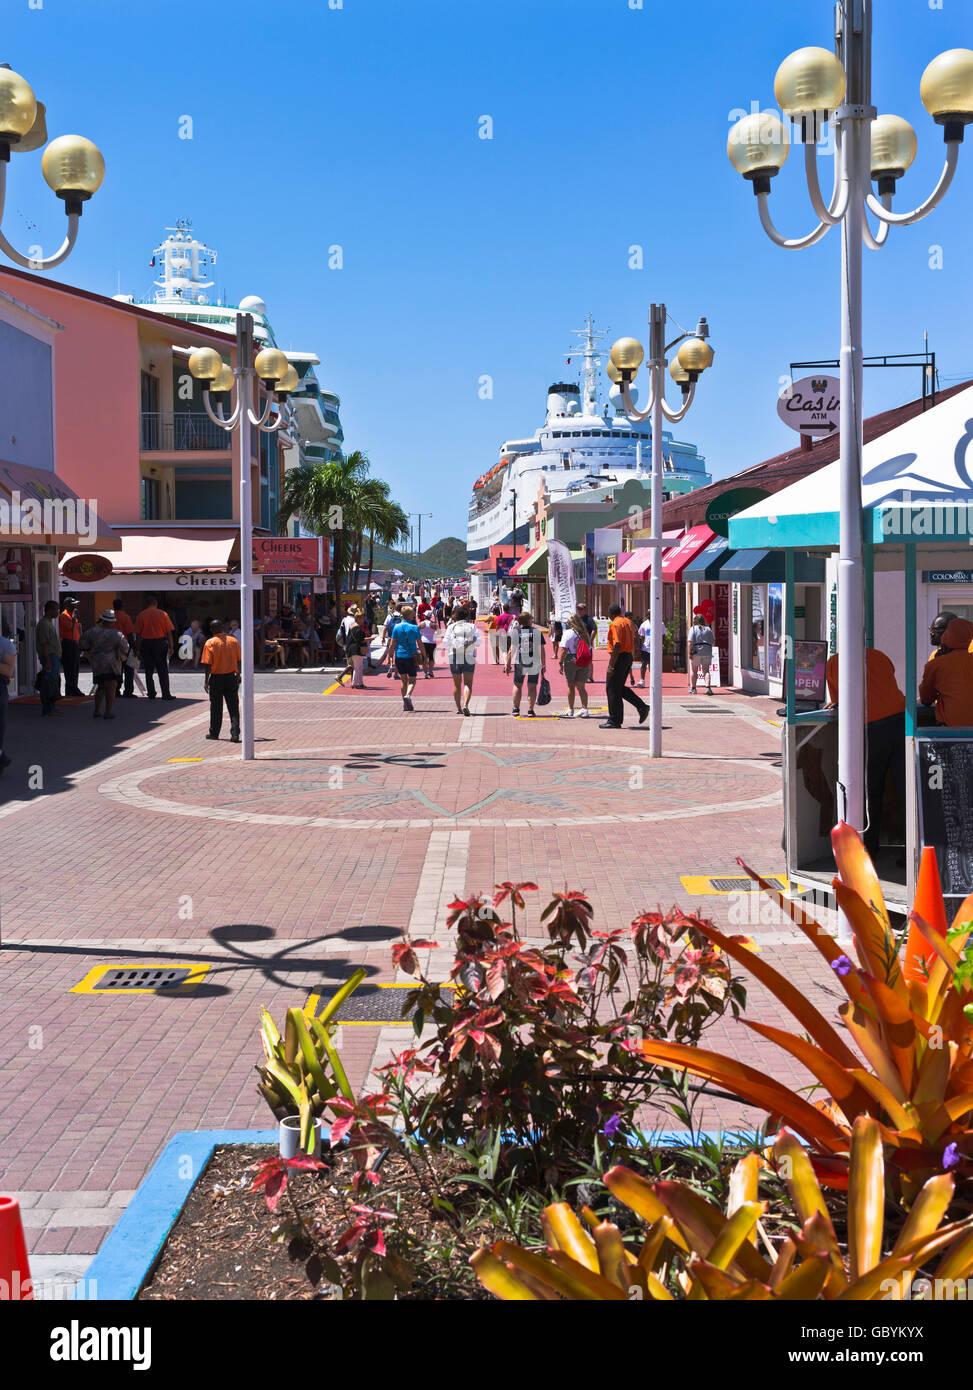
[558,614,591,718]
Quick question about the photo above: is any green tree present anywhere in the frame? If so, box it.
[276,450,376,601]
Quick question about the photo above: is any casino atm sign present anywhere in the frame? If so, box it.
[251,536,328,576]
[777,375,840,436]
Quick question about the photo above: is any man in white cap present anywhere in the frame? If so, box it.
[80,610,129,721]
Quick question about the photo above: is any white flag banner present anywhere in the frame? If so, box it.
[547,538,576,622]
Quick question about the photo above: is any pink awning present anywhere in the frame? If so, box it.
[61,528,237,574]
[616,548,655,579]
[0,458,119,550]
[660,525,716,582]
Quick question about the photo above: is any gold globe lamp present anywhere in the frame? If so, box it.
[606,358,623,385]
[727,112,790,194]
[609,336,644,383]
[870,115,917,193]
[921,49,973,142]
[0,69,36,151]
[275,364,299,397]
[677,337,715,383]
[41,135,104,214]
[188,347,224,383]
[254,347,288,390]
[210,363,235,399]
[669,357,692,396]
[775,46,846,141]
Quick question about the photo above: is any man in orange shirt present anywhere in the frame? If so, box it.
[826,647,906,859]
[58,597,83,696]
[918,618,973,728]
[201,619,241,742]
[113,597,137,698]
[134,593,175,700]
[602,603,648,729]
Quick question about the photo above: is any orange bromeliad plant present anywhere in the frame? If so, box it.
[638,823,973,1190]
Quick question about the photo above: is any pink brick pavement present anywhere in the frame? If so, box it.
[0,634,834,1257]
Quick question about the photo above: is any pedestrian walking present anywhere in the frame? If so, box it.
[113,598,137,697]
[135,594,175,700]
[418,607,437,679]
[602,604,648,729]
[511,609,545,718]
[636,614,652,686]
[559,613,593,718]
[496,603,513,670]
[625,612,638,685]
[392,604,421,711]
[575,602,596,642]
[59,597,83,696]
[0,619,15,773]
[688,614,716,695]
[35,600,61,714]
[80,609,129,720]
[336,611,368,689]
[202,619,241,741]
[446,603,478,714]
[826,647,907,859]
[551,617,563,659]
[380,603,403,679]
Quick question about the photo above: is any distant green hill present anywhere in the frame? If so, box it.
[363,534,468,580]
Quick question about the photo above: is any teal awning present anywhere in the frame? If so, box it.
[721,549,826,583]
[682,536,732,581]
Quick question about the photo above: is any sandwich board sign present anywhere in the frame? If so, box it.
[777,375,840,436]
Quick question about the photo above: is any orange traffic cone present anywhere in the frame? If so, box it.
[903,846,949,984]
[0,1196,33,1301]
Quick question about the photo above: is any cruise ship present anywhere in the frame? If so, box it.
[467,316,710,561]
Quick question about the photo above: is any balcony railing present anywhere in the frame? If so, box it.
[141,412,232,452]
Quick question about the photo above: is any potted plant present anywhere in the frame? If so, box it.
[661,615,682,672]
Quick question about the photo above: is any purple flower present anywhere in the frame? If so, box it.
[603,1115,622,1139]
[831,954,852,977]
[944,1143,961,1170]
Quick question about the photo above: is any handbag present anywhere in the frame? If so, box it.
[537,675,552,707]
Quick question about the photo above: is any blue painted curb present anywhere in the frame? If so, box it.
[84,1125,770,1300]
[86,1129,276,1301]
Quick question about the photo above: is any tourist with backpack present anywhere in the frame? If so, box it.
[559,613,592,718]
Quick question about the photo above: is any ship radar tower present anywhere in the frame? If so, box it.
[151,219,217,304]
[567,313,608,417]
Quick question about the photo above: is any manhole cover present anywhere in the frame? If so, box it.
[308,983,455,1025]
[72,962,210,994]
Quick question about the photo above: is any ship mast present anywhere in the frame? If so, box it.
[569,312,608,417]
[151,219,217,304]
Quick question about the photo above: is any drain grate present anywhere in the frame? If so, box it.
[680,874,788,895]
[685,705,733,713]
[72,962,210,995]
[307,982,456,1025]
[98,967,194,990]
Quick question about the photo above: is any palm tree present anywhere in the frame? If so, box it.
[367,494,409,593]
[276,450,373,602]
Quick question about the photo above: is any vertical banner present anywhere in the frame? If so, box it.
[546,539,576,621]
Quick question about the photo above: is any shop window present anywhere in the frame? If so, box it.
[743,584,766,673]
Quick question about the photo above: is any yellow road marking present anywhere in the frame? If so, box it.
[680,874,789,895]
[72,962,211,995]
[167,757,203,763]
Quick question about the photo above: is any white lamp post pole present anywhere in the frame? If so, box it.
[611,309,712,758]
[727,1,971,934]
[238,313,256,761]
[190,316,296,762]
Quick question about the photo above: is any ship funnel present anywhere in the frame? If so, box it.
[546,381,580,419]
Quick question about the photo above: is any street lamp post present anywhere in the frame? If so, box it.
[189,316,297,762]
[727,4,973,894]
[0,65,104,268]
[609,309,714,759]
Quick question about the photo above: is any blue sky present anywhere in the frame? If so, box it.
[5,0,973,547]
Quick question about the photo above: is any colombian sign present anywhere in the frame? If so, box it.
[777,375,840,435]
[705,488,770,539]
[251,536,327,576]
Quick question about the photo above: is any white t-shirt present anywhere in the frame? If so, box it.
[638,620,651,652]
[561,629,579,657]
[418,617,436,643]
[446,620,478,663]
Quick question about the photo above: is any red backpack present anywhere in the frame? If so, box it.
[575,636,592,668]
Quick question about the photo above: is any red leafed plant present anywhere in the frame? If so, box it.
[377,889,746,1184]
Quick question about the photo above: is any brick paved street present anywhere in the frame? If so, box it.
[0,644,842,1271]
